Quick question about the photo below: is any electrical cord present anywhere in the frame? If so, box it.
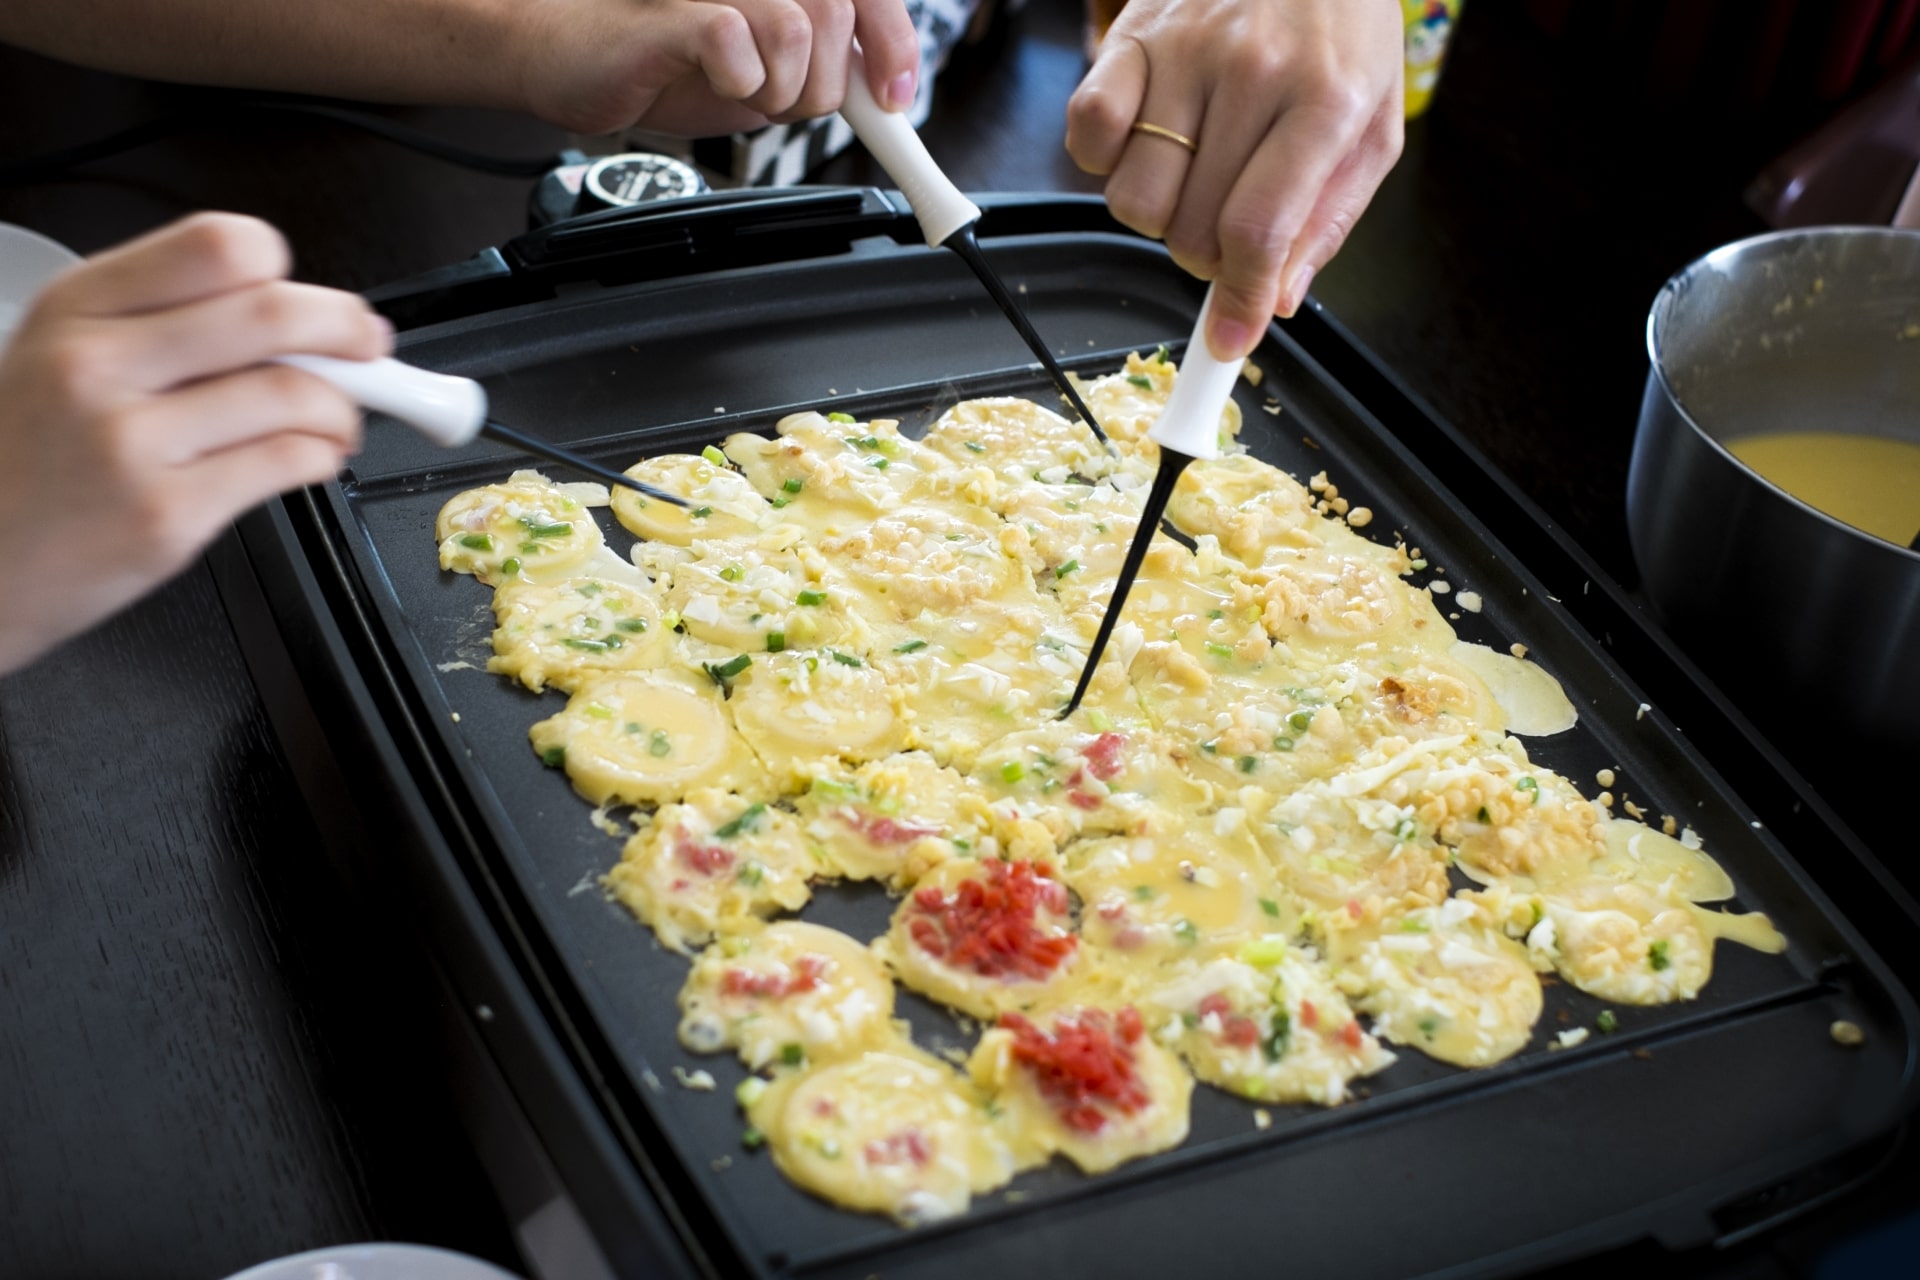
[0,95,565,186]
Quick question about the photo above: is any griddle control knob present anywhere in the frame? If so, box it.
[574,152,709,215]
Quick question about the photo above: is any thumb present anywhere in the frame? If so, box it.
[1203,268,1280,362]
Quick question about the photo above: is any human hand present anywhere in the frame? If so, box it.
[1066,0,1404,359]
[517,0,923,136]
[0,214,388,677]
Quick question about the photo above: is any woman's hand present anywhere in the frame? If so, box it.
[0,213,388,676]
[518,0,924,135]
[1066,0,1404,359]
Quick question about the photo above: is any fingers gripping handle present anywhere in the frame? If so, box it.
[839,53,980,248]
[1148,284,1237,461]
[277,354,488,448]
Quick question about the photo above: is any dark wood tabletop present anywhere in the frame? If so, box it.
[1,2,1913,1278]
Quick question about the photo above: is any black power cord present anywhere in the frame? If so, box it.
[0,95,565,186]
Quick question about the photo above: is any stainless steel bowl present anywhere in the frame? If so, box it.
[1628,226,1920,820]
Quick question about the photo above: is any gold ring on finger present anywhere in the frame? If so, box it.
[1129,121,1198,154]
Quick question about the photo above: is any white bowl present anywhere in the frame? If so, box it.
[0,221,82,352]
[220,1242,523,1280]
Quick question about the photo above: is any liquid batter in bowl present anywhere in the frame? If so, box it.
[1726,432,1920,548]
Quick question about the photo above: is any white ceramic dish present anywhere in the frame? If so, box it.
[220,1241,523,1280]
[0,221,83,352]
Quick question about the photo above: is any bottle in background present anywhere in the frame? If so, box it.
[1084,0,1127,62]
[1405,0,1465,118]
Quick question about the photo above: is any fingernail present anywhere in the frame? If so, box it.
[1207,317,1253,362]
[372,313,395,350]
[1281,263,1316,317]
[886,71,916,112]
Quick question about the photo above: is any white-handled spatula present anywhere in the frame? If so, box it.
[1060,284,1241,716]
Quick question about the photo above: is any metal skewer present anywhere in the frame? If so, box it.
[277,354,689,506]
[838,56,1110,446]
[1061,284,1242,717]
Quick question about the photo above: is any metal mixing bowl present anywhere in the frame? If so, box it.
[1628,226,1920,817]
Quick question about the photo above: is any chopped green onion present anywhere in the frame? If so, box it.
[963,440,986,453]
[1265,1009,1292,1061]
[624,722,642,735]
[741,1127,766,1150]
[765,631,785,652]
[719,564,743,583]
[780,1042,805,1066]
[735,1077,767,1107]
[1055,560,1080,579]
[1272,735,1294,752]
[770,497,789,509]
[808,777,858,801]
[736,862,765,888]
[458,533,493,551]
[1596,1009,1619,1034]
[952,837,972,852]
[1392,818,1417,842]
[519,541,542,555]
[1207,609,1224,620]
[1153,343,1170,364]
[1287,709,1313,734]
[1648,940,1671,972]
[1181,1011,1200,1030]
[1238,937,1287,968]
[1476,805,1491,823]
[716,804,767,840]
[1237,755,1258,774]
[561,638,610,652]
[1259,897,1281,917]
[1127,374,1154,389]
[616,618,647,633]
[1206,641,1234,660]
[1515,776,1540,802]
[999,760,1025,784]
[829,650,863,667]
[584,702,614,720]
[539,745,566,768]
[649,729,672,757]
[702,444,728,466]
[796,588,827,607]
[894,639,928,653]
[782,477,803,494]
[1133,884,1156,901]
[1173,918,1199,944]
[522,520,573,538]
[1417,1015,1441,1038]
[705,653,753,683]
[577,583,602,597]
[500,557,521,576]
[827,411,856,424]
[691,506,713,519]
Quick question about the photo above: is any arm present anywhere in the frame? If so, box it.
[1065,0,1405,360]
[0,0,922,135]
[0,214,387,677]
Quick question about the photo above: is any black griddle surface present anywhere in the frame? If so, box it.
[321,232,1916,1279]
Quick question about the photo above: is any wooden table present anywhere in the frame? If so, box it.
[1,3,1912,1277]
